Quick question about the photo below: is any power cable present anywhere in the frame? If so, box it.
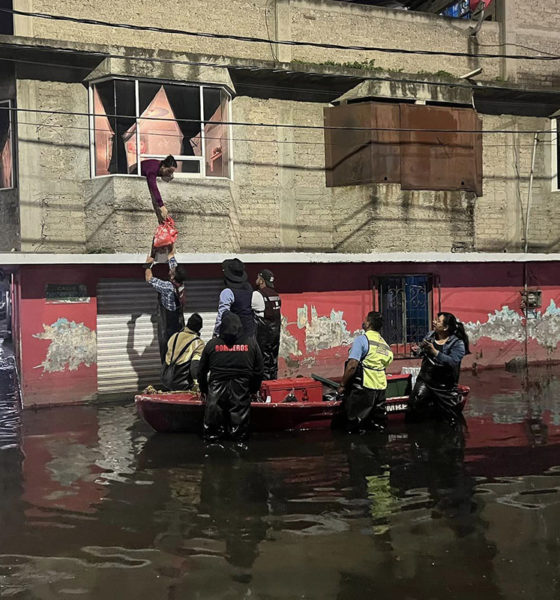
[1,104,551,135]
[15,118,554,147]
[2,7,559,61]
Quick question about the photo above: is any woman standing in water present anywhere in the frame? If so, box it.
[406,312,470,423]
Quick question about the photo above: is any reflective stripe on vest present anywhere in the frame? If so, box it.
[362,330,391,390]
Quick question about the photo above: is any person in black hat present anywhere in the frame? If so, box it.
[252,269,282,380]
[213,258,255,338]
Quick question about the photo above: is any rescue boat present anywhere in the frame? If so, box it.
[135,374,470,434]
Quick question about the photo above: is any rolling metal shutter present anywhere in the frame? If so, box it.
[96,278,222,394]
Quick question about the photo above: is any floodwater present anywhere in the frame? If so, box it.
[2,368,560,599]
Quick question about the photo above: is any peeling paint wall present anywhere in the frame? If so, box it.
[466,300,560,353]
[33,318,96,373]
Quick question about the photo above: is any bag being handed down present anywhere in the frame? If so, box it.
[153,217,178,248]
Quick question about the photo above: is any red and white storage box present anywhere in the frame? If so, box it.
[260,377,323,403]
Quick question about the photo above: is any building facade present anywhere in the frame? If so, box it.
[0,0,559,404]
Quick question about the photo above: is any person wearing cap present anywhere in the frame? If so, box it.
[213,258,256,338]
[161,313,206,391]
[252,269,282,380]
[199,311,264,442]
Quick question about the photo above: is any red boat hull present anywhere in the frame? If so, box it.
[135,385,470,434]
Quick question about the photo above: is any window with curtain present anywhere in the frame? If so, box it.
[90,79,232,179]
[0,100,14,190]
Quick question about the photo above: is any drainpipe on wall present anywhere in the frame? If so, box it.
[524,133,539,254]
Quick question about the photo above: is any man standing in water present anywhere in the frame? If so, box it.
[253,269,281,380]
[337,311,394,432]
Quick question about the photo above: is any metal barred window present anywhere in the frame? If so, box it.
[377,275,431,349]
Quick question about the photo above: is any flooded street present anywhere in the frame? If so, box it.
[2,367,560,599]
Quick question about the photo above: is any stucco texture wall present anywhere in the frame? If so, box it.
[16,0,501,78]
[17,78,89,252]
[14,75,560,254]
[0,189,20,251]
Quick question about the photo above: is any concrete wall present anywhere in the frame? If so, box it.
[500,0,560,87]
[16,78,89,252]
[0,189,20,251]
[13,72,559,254]
[14,0,501,77]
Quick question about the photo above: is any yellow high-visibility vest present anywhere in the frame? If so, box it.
[362,330,394,390]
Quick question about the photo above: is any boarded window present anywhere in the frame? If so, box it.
[400,104,482,196]
[324,102,400,187]
[324,101,483,196]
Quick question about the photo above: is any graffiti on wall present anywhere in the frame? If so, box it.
[33,318,97,372]
[465,300,560,351]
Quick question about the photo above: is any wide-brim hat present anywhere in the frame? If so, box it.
[222,258,248,284]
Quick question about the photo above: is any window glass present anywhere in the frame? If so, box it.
[139,82,202,174]
[92,79,230,178]
[203,87,230,178]
[0,100,13,189]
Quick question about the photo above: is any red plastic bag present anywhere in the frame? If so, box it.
[153,217,178,248]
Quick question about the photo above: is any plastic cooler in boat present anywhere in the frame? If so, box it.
[260,377,324,403]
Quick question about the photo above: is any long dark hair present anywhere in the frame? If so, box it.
[438,312,470,354]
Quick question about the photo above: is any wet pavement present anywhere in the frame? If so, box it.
[2,367,560,599]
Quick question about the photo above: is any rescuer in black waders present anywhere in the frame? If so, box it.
[406,312,470,424]
[199,311,264,442]
[253,269,282,380]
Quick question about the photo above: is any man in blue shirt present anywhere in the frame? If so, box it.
[338,311,394,432]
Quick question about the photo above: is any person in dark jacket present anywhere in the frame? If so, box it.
[199,311,264,442]
[140,154,177,223]
[253,269,282,380]
[161,313,205,391]
[213,258,255,338]
[406,312,470,423]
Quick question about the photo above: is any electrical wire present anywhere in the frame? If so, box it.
[2,6,559,61]
[1,104,551,135]
[15,118,555,147]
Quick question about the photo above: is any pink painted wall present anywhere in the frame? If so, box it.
[14,261,560,406]
[19,266,99,406]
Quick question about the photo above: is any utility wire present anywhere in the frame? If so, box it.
[1,104,551,135]
[14,118,556,147]
[2,7,559,61]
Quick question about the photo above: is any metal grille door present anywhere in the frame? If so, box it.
[97,280,160,394]
[96,278,223,395]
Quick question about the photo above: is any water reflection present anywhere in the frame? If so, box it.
[2,368,560,598]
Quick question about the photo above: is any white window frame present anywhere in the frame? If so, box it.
[552,118,559,193]
[88,77,232,181]
[0,99,14,191]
